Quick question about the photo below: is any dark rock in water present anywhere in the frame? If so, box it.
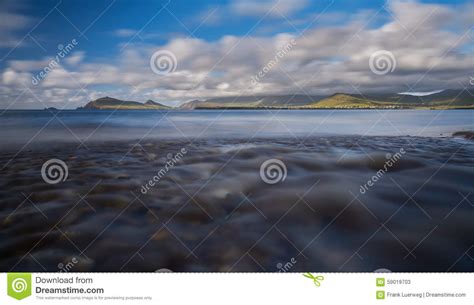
[0,136,473,272]
[453,131,474,140]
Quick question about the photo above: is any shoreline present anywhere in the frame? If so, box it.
[2,107,474,111]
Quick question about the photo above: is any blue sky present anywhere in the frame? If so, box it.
[0,0,472,108]
[1,0,468,61]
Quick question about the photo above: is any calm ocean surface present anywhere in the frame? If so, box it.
[1,109,472,148]
[1,109,473,271]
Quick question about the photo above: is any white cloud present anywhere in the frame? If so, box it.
[65,51,85,66]
[398,89,444,96]
[217,82,230,90]
[192,0,309,27]
[8,59,52,71]
[113,28,139,38]
[2,68,35,89]
[0,11,33,48]
[231,0,309,18]
[1,0,473,109]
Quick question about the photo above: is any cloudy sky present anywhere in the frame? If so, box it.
[0,0,473,109]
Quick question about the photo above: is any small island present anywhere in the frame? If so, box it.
[77,96,170,110]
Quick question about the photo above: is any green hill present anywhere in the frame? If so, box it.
[79,97,170,110]
[313,90,474,109]
[309,94,387,108]
[78,89,473,110]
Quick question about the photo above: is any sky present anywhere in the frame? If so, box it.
[0,0,473,109]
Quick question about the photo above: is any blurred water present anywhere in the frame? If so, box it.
[0,109,472,148]
[1,136,473,271]
[0,109,473,271]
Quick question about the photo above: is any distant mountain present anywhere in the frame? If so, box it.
[179,95,325,109]
[78,90,473,110]
[179,89,473,109]
[324,89,474,107]
[312,94,383,108]
[78,97,170,110]
[144,99,166,106]
[179,100,203,110]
